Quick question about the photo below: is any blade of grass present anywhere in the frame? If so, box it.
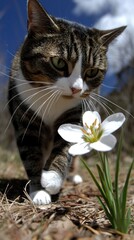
[82,158,116,220]
[104,154,113,191]
[114,133,123,212]
[81,159,106,200]
[99,153,113,192]
[97,196,115,228]
[124,208,131,232]
[96,164,114,203]
[119,159,134,219]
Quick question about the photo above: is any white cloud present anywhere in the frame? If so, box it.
[73,0,134,74]
[73,0,134,16]
[73,0,108,15]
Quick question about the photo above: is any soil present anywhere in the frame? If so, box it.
[0,149,133,240]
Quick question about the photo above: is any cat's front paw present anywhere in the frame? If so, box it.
[30,190,51,205]
[41,170,63,195]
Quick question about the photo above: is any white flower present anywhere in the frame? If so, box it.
[58,111,126,156]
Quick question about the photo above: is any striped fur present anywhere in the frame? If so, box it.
[8,0,125,204]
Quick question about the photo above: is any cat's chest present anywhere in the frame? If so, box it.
[15,70,80,125]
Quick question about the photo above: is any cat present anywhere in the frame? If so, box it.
[8,0,125,205]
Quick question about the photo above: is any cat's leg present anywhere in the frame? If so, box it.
[41,147,72,195]
[20,147,51,205]
[41,170,63,195]
[28,172,51,205]
[16,129,52,205]
[29,187,51,205]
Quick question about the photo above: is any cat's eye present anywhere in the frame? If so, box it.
[51,57,67,71]
[85,68,99,81]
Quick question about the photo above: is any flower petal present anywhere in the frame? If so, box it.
[58,124,83,143]
[101,113,125,135]
[82,111,101,128]
[69,142,92,156]
[90,134,117,152]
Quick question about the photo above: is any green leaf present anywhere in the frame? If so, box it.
[97,196,115,228]
[81,159,106,199]
[99,153,113,192]
[82,158,116,221]
[120,160,134,219]
[114,133,123,211]
[124,208,131,232]
[81,145,133,234]
[96,164,114,204]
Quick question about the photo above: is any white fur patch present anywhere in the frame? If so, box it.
[72,174,83,184]
[41,170,63,195]
[56,54,83,96]
[15,69,81,125]
[30,190,51,205]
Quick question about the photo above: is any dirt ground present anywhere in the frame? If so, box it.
[0,147,133,240]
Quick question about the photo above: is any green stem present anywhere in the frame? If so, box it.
[81,145,133,233]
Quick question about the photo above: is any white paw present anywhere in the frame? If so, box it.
[72,174,83,184]
[41,170,63,195]
[30,190,51,205]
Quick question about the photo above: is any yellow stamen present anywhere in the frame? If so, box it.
[81,118,103,143]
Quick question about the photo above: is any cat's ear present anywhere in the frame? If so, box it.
[27,0,59,33]
[98,26,126,46]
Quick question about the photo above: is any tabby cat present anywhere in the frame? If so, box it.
[8,0,125,205]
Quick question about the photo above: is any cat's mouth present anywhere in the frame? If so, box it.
[62,92,89,100]
[62,95,74,99]
[61,87,90,100]
[61,88,81,99]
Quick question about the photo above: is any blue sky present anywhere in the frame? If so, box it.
[0,0,119,94]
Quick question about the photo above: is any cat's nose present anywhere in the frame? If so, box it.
[71,87,81,94]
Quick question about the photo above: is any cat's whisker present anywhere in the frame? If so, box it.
[84,100,88,112]
[92,92,134,118]
[5,87,58,133]
[86,99,91,110]
[40,90,61,119]
[96,96,115,114]
[90,95,111,115]
[22,90,62,140]
[6,50,30,66]
[84,99,88,112]
[8,81,54,91]
[82,99,91,112]
[0,70,55,87]
[7,50,17,58]
[0,71,25,82]
[81,100,86,113]
[0,63,13,72]
[4,84,58,111]
[46,91,62,117]
[20,89,56,122]
[0,70,30,83]
[101,83,119,90]
[4,92,37,134]
[38,90,62,137]
[87,98,97,111]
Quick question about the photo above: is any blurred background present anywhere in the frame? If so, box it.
[0,0,134,156]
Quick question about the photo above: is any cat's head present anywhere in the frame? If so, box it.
[21,0,126,100]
